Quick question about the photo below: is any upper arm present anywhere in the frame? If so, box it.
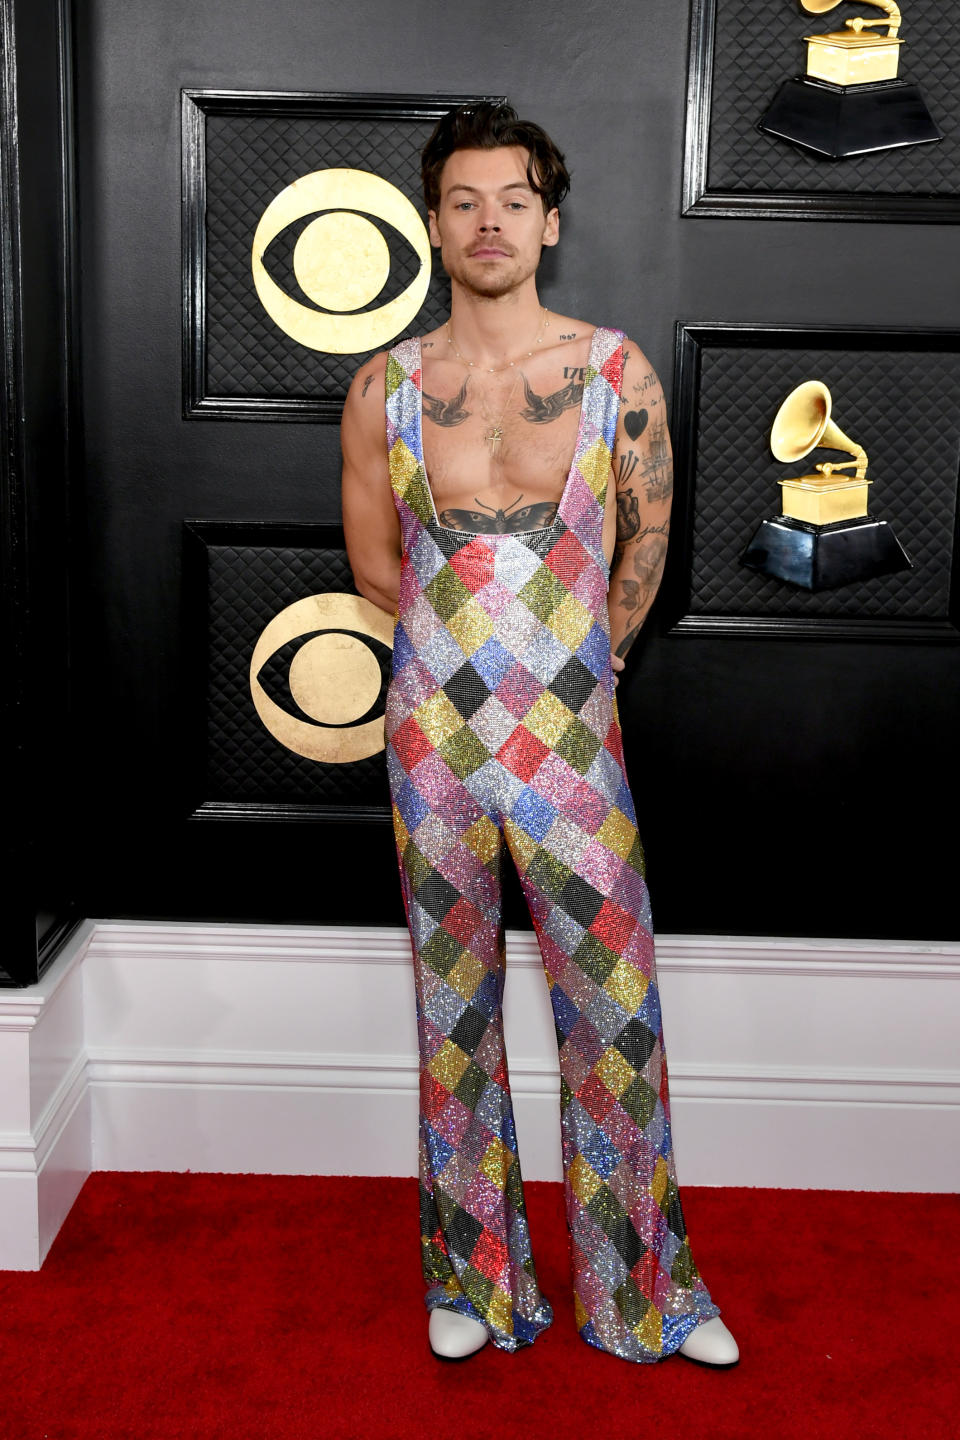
[340,353,402,609]
[605,340,673,555]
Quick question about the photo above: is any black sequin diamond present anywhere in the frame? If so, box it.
[613,1018,658,1071]
[548,656,598,712]
[447,1206,484,1260]
[450,1005,489,1056]
[561,874,605,927]
[443,663,490,720]
[608,1217,647,1271]
[416,871,463,924]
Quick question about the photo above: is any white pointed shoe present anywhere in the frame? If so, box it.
[428,1308,490,1360]
[678,1317,740,1367]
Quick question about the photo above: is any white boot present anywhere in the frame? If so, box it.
[678,1317,740,1367]
[428,1308,490,1360]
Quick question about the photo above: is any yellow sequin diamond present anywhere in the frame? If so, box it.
[388,438,422,496]
[574,1293,590,1331]
[652,1153,669,1207]
[594,1045,636,1097]
[579,436,613,497]
[568,1152,603,1204]
[391,806,410,856]
[502,819,537,874]
[486,1287,513,1333]
[462,815,501,868]
[445,596,495,657]
[428,1038,471,1090]
[415,689,464,746]
[604,957,649,1013]
[446,950,487,1002]
[523,689,574,746]
[596,806,636,860]
[634,1303,663,1354]
[479,1136,511,1188]
[548,592,594,650]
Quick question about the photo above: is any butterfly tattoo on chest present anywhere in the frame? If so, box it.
[438,493,559,534]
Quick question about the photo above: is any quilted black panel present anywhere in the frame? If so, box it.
[200,534,391,812]
[686,345,960,618]
[707,0,959,194]
[203,110,451,404]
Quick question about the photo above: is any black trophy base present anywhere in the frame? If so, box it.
[741,516,912,591]
[758,76,943,158]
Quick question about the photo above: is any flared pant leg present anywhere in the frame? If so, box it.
[501,800,721,1364]
[392,791,554,1352]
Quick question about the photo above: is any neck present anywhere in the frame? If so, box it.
[447,281,545,370]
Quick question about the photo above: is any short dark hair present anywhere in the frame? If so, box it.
[421,102,571,215]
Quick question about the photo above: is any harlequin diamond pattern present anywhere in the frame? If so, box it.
[707,0,960,195]
[384,330,719,1362]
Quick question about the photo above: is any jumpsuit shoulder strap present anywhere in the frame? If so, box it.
[385,336,434,524]
[572,326,626,505]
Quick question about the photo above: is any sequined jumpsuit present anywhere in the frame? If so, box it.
[383,326,719,1362]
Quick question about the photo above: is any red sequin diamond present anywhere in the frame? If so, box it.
[390,716,433,770]
[497,728,549,782]
[589,899,636,951]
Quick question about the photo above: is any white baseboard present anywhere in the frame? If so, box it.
[3,920,959,1268]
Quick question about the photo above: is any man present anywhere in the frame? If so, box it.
[341,102,738,1367]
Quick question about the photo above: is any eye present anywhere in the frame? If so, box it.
[249,595,394,764]
[251,168,432,355]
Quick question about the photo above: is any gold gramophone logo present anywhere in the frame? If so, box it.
[758,1,942,158]
[250,592,394,763]
[251,168,432,354]
[742,379,911,590]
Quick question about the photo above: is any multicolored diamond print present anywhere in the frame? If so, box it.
[383,327,719,1362]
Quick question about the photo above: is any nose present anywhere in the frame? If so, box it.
[476,200,500,232]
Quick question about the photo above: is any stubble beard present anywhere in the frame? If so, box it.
[443,245,539,303]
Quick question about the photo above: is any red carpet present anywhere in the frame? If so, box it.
[1,1174,957,1440]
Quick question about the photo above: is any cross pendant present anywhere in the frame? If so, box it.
[487,425,503,454]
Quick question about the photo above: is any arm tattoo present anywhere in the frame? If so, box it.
[615,485,641,544]
[361,373,374,398]
[613,525,670,657]
[519,374,585,423]
[422,377,470,427]
[638,419,673,503]
[615,449,640,488]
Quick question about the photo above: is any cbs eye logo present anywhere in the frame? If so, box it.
[250,593,394,764]
[251,168,431,354]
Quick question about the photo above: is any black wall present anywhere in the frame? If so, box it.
[4,0,959,984]
[1,0,80,985]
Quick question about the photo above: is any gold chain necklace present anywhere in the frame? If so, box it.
[446,308,549,454]
[445,307,550,373]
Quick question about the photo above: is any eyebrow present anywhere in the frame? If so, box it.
[446,182,535,196]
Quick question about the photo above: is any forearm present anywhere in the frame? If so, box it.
[607,525,670,658]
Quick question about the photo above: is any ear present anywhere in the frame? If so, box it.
[541,207,560,249]
[427,210,442,248]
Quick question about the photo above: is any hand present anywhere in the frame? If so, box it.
[611,653,625,688]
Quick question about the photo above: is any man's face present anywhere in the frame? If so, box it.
[428,146,559,299]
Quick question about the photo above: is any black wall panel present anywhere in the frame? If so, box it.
[60,0,960,948]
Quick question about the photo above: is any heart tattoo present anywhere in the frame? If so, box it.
[625,409,648,441]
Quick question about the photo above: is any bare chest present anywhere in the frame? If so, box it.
[419,352,591,532]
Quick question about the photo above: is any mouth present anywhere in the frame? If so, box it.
[469,246,511,259]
